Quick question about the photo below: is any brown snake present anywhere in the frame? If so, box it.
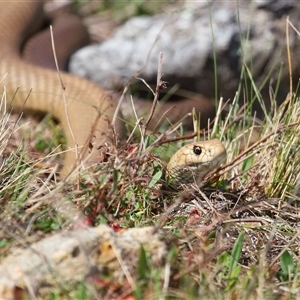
[166,139,226,184]
[0,1,226,182]
[0,1,123,177]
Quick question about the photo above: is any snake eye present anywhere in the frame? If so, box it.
[193,146,202,155]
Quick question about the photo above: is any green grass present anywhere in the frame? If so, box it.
[1,81,300,299]
[75,0,169,22]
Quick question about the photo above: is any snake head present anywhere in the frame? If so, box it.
[166,139,227,185]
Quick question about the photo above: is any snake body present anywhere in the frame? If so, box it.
[0,1,123,177]
[0,1,226,182]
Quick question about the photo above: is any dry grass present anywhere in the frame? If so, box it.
[0,68,300,299]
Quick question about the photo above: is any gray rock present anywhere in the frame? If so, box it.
[70,0,299,110]
[0,225,166,299]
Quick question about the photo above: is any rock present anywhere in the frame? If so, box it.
[70,0,300,116]
[0,225,166,299]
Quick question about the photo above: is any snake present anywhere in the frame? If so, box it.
[166,139,226,184]
[0,1,227,182]
[0,1,122,177]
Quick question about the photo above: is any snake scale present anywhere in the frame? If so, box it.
[0,1,226,182]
